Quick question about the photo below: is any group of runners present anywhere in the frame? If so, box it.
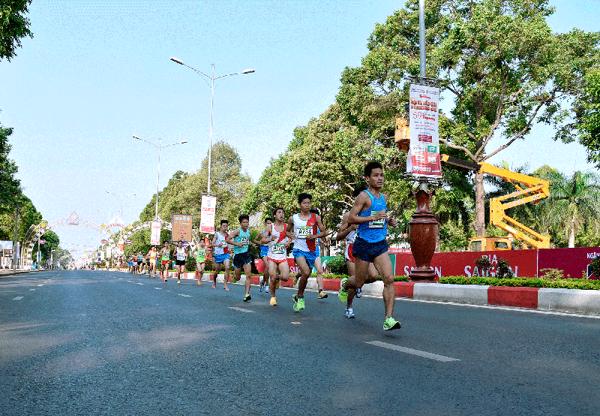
[127,161,401,331]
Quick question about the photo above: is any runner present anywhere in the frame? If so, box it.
[338,161,401,330]
[159,241,171,283]
[194,238,207,285]
[310,208,328,300]
[336,209,380,318]
[264,207,291,306]
[147,246,158,278]
[287,193,328,312]
[227,214,253,302]
[174,241,188,284]
[211,220,231,291]
[253,217,273,293]
[136,252,144,275]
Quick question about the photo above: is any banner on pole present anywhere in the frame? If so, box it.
[171,214,193,242]
[150,220,162,245]
[200,195,217,234]
[407,84,442,178]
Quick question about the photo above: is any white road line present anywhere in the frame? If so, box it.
[29,289,36,291]
[136,283,144,286]
[291,321,302,325]
[228,306,255,313]
[366,341,460,362]
[154,287,162,290]
[12,296,24,301]
[178,294,192,298]
[37,284,44,287]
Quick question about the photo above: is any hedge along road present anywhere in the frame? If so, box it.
[1,270,599,416]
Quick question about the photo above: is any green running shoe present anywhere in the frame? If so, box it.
[292,295,305,312]
[383,316,401,331]
[338,277,348,304]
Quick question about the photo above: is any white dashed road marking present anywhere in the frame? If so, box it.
[12,296,24,301]
[228,307,254,313]
[37,284,44,287]
[366,341,460,363]
[178,294,192,298]
[291,321,302,325]
[29,289,35,291]
[136,283,144,286]
[154,287,162,290]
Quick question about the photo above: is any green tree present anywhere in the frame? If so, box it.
[575,68,600,168]
[33,229,59,263]
[139,141,253,229]
[336,0,599,237]
[0,123,20,208]
[0,0,33,61]
[540,170,600,248]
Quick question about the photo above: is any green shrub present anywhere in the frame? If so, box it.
[539,268,564,280]
[185,257,196,272]
[326,256,347,275]
[439,276,600,290]
[496,258,514,278]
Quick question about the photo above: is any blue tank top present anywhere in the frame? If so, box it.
[234,228,250,254]
[357,190,387,243]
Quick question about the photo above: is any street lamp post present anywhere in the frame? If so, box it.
[132,135,187,220]
[169,57,255,195]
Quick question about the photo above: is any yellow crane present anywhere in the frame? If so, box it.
[395,118,551,250]
[441,155,551,250]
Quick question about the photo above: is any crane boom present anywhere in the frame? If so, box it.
[441,155,551,249]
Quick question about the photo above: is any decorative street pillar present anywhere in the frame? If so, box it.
[408,182,438,281]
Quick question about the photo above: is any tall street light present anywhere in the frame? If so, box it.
[132,135,188,221]
[169,56,255,195]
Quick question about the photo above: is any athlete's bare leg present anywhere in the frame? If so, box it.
[372,252,395,318]
[294,256,311,298]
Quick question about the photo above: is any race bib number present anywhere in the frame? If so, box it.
[272,243,286,255]
[297,226,312,239]
[239,237,249,246]
[369,211,386,229]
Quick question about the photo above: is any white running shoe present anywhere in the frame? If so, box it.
[344,308,355,319]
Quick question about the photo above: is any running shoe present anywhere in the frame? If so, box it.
[383,316,401,331]
[211,283,216,289]
[318,290,329,299]
[344,308,355,319]
[292,295,305,312]
[356,287,362,298]
[338,277,348,304]
[270,296,277,307]
[265,286,270,294]
[243,293,251,302]
[224,286,230,292]
[177,279,181,285]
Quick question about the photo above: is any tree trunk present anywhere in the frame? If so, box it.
[474,172,486,237]
[568,217,576,248]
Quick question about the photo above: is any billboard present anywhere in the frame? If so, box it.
[200,195,217,234]
[150,220,162,245]
[171,214,193,242]
[407,83,442,178]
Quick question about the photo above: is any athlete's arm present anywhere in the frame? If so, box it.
[225,229,241,246]
[382,193,398,227]
[335,212,357,241]
[348,192,379,224]
[286,216,295,239]
[307,215,328,240]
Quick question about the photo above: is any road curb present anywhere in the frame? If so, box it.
[112,269,600,316]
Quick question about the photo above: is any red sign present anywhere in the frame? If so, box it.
[538,247,600,278]
[392,250,538,278]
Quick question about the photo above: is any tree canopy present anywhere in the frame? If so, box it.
[0,0,33,61]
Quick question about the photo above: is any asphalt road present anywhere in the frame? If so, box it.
[1,270,599,416]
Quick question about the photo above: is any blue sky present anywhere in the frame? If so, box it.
[1,0,598,257]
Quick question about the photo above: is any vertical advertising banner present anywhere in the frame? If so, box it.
[171,214,193,242]
[150,220,162,245]
[200,195,217,234]
[407,84,442,178]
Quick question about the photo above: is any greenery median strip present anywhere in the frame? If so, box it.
[439,276,600,291]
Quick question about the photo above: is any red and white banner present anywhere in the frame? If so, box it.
[150,220,162,245]
[200,195,217,234]
[407,84,442,178]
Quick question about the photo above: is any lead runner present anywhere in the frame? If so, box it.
[338,161,401,331]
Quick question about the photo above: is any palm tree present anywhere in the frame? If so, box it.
[542,170,600,248]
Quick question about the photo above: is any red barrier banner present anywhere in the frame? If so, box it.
[392,250,538,278]
[538,247,600,278]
